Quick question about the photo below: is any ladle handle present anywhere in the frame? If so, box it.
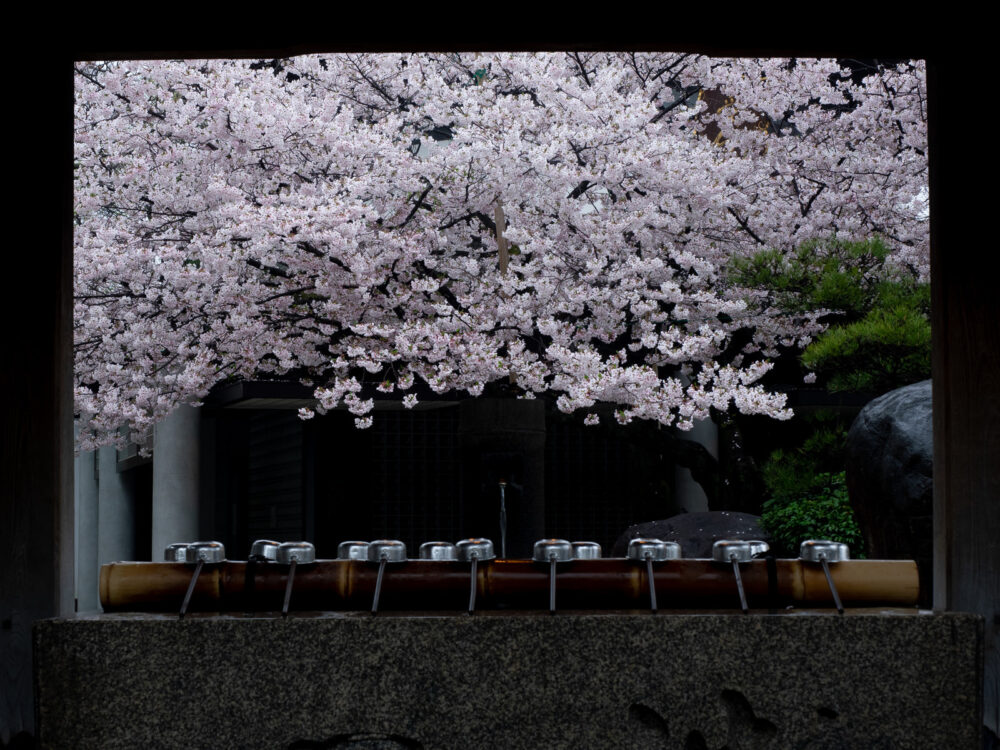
[179,559,204,618]
[549,557,557,614]
[820,556,844,614]
[468,556,479,615]
[372,557,387,615]
[731,556,749,614]
[282,559,297,617]
[646,555,658,613]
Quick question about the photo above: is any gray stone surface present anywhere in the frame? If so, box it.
[846,380,933,601]
[612,511,770,558]
[35,611,982,749]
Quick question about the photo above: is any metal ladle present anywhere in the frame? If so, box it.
[627,538,682,613]
[367,540,407,615]
[336,541,370,561]
[164,543,191,564]
[418,541,458,561]
[532,539,573,614]
[245,539,279,614]
[712,539,769,614]
[250,539,280,562]
[571,541,602,560]
[177,541,225,618]
[800,539,850,614]
[277,542,316,617]
[456,538,495,615]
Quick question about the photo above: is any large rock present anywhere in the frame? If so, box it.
[611,511,770,558]
[845,379,932,603]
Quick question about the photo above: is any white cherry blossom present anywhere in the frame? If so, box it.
[74,54,927,449]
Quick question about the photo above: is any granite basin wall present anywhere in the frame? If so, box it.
[35,611,982,749]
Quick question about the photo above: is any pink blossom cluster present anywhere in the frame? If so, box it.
[73,53,927,449]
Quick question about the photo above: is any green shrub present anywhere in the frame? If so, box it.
[761,422,846,498]
[727,235,919,556]
[727,236,894,318]
[760,471,865,557]
[801,302,930,394]
[727,235,931,395]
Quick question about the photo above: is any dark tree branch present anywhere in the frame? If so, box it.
[727,208,766,245]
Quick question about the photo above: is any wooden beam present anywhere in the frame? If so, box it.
[929,55,1000,734]
[1,56,75,743]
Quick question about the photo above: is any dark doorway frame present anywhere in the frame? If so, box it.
[4,31,995,742]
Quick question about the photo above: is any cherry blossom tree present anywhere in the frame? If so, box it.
[73,52,927,450]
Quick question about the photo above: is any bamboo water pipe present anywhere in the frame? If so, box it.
[99,558,919,613]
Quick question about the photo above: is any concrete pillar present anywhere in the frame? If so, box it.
[98,445,134,564]
[74,446,100,612]
[152,405,201,556]
[673,416,718,513]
